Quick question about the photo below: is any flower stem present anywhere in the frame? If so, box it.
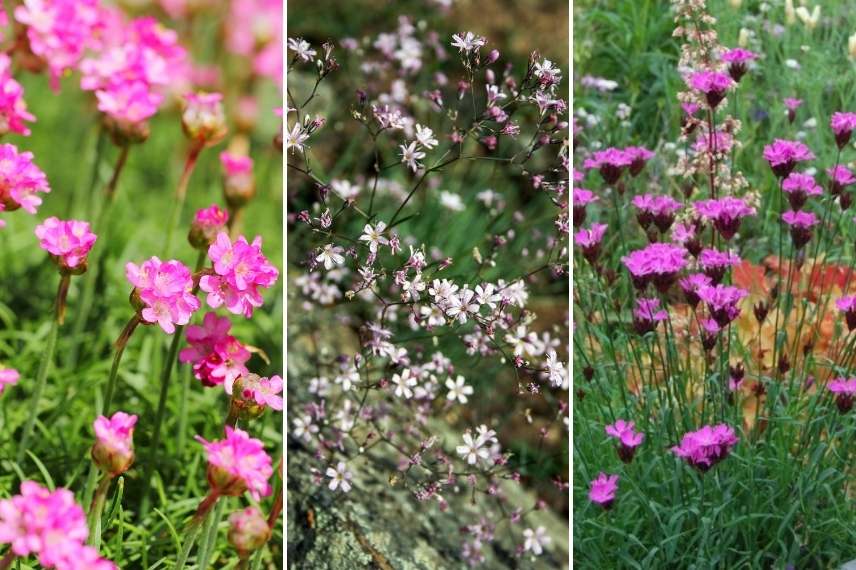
[0,551,14,570]
[175,492,219,570]
[87,475,112,549]
[197,499,225,569]
[163,142,203,256]
[102,314,142,415]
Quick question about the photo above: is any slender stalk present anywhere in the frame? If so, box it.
[87,475,113,549]
[197,499,225,569]
[102,314,142,415]
[163,142,204,256]
[175,492,220,570]
[0,551,13,570]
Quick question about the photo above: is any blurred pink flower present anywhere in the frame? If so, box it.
[0,143,51,215]
[197,426,273,500]
[0,367,19,394]
[239,374,283,409]
[0,54,35,136]
[92,411,137,476]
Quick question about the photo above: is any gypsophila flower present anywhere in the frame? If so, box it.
[287,37,316,61]
[316,243,345,270]
[445,375,473,404]
[326,461,353,492]
[522,526,550,556]
[392,369,417,399]
[456,431,489,465]
[400,141,426,172]
[415,124,438,149]
[359,222,390,253]
[451,31,485,53]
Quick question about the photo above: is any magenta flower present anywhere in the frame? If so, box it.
[582,148,631,185]
[697,284,748,327]
[125,257,201,334]
[0,55,35,136]
[55,544,118,570]
[34,217,97,272]
[835,296,856,331]
[681,102,700,117]
[0,367,19,395]
[95,80,162,126]
[0,481,89,567]
[830,112,856,149]
[700,317,722,351]
[828,165,855,195]
[605,420,644,463]
[784,98,802,111]
[763,139,814,178]
[623,146,654,177]
[587,472,619,508]
[0,143,50,215]
[698,248,741,283]
[572,187,598,227]
[782,172,822,210]
[200,233,279,318]
[679,273,712,308]
[828,377,856,413]
[671,222,702,256]
[633,297,668,334]
[720,48,756,81]
[196,426,273,500]
[693,197,756,240]
[179,311,250,390]
[622,243,688,292]
[238,374,284,410]
[92,411,137,476]
[782,210,818,249]
[687,71,733,108]
[672,424,739,471]
[189,204,229,249]
[574,223,607,264]
[631,194,682,232]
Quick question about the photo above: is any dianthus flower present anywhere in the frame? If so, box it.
[671,424,738,471]
[0,55,35,136]
[199,232,279,318]
[0,481,89,567]
[126,257,200,333]
[693,197,756,240]
[588,472,619,508]
[679,273,712,308]
[572,187,597,227]
[189,204,229,249]
[34,217,97,272]
[631,193,682,232]
[179,311,250,390]
[763,139,814,178]
[828,377,856,413]
[196,426,273,500]
[698,248,741,283]
[92,411,137,476]
[0,367,19,394]
[835,295,856,331]
[605,420,644,463]
[582,148,631,185]
[632,297,668,335]
[830,112,856,149]
[623,146,654,177]
[697,284,748,327]
[687,70,733,108]
[782,210,818,249]
[781,172,822,210]
[827,165,855,195]
[574,223,607,264]
[784,98,802,123]
[720,47,757,81]
[622,243,688,291]
[0,144,51,215]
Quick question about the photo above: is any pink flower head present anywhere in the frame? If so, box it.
[622,243,688,292]
[623,146,654,177]
[125,257,200,334]
[0,55,35,136]
[237,374,284,410]
[572,187,597,227]
[827,165,856,195]
[679,273,712,307]
[830,112,856,149]
[220,153,253,176]
[587,472,619,508]
[574,223,607,264]
[835,295,856,331]
[697,284,748,327]
[720,48,756,81]
[672,424,738,471]
[698,248,741,283]
[633,297,668,334]
[828,377,856,413]
[700,317,722,351]
[582,148,631,185]
[220,152,255,208]
[179,311,250,390]
[95,80,162,125]
[189,204,229,249]
[687,71,733,108]
[784,98,803,111]
[200,233,279,318]
[763,139,814,178]
[632,194,682,232]
[92,411,137,476]
[196,426,273,500]
[0,144,51,215]
[693,197,756,240]
[55,544,118,570]
[227,506,270,557]
[0,481,88,566]
[605,420,644,462]
[0,367,19,395]
[681,102,700,116]
[782,210,818,249]
[782,172,822,210]
[34,217,97,271]
[182,92,227,145]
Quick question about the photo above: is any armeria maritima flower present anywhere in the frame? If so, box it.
[126,257,201,333]
[588,472,619,508]
[622,243,688,292]
[200,232,280,318]
[221,152,255,208]
[671,424,739,471]
[236,373,284,410]
[182,92,228,146]
[197,426,273,500]
[694,197,756,240]
[227,506,270,559]
[0,54,35,136]
[0,143,50,215]
[34,217,97,272]
[763,139,815,178]
[189,204,229,249]
[828,377,856,413]
[179,311,250,390]
[91,411,137,476]
[605,420,644,463]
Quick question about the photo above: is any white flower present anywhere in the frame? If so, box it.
[401,272,426,301]
[450,31,485,53]
[445,375,473,404]
[415,124,438,149]
[439,190,464,211]
[292,415,318,441]
[326,462,353,492]
[359,222,390,253]
[523,526,550,555]
[287,38,316,61]
[399,142,426,172]
[335,368,359,392]
[331,179,360,200]
[316,244,345,270]
[545,350,566,388]
[392,369,417,398]
[285,123,308,154]
[474,283,501,309]
[446,289,480,323]
[456,432,489,465]
[533,59,562,84]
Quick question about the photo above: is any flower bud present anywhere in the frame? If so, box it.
[91,412,137,477]
[228,507,270,558]
[220,152,255,209]
[188,204,229,250]
[181,92,227,146]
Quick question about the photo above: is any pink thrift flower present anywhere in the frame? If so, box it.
[672,424,739,471]
[179,311,250,390]
[34,217,97,271]
[227,506,270,557]
[582,148,631,185]
[574,223,607,263]
[0,144,51,215]
[605,420,644,462]
[828,377,856,413]
[687,70,733,107]
[697,284,748,327]
[782,172,822,210]
[196,426,273,500]
[182,92,227,145]
[698,248,741,283]
[763,139,814,178]
[200,232,279,318]
[0,367,19,394]
[588,472,619,508]
[0,55,35,136]
[126,257,200,334]
[238,374,284,410]
[693,197,755,240]
[95,80,162,125]
[621,243,688,292]
[220,152,255,208]
[830,112,856,148]
[92,411,137,476]
[55,544,118,570]
[189,204,229,249]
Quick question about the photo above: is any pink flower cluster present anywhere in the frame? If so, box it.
[582,148,632,185]
[587,472,619,508]
[693,197,755,240]
[34,217,97,271]
[179,311,251,391]
[0,481,116,569]
[92,411,137,476]
[126,257,200,333]
[720,47,756,81]
[671,424,739,471]
[0,54,35,136]
[835,295,856,331]
[0,143,51,217]
[237,374,284,411]
[698,248,740,283]
[679,273,713,307]
[782,172,822,210]
[830,112,856,148]
[189,204,229,249]
[572,187,598,227]
[225,0,283,86]
[828,165,856,195]
[574,223,607,263]
[622,243,688,291]
[200,233,279,318]
[197,426,273,500]
[782,210,818,248]
[632,297,668,334]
